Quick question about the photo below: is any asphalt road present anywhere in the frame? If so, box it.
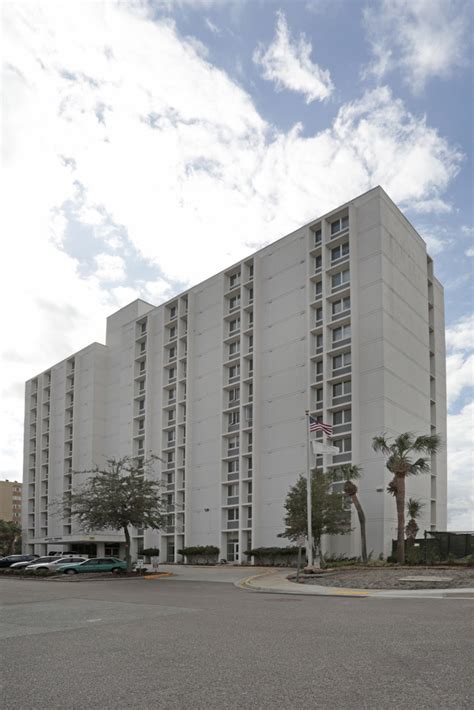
[0,573,472,710]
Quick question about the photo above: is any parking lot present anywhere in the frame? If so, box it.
[0,573,472,709]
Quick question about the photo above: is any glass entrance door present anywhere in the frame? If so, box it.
[227,537,239,563]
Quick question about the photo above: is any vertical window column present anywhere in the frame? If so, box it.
[63,361,74,536]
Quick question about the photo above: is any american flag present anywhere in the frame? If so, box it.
[309,415,333,437]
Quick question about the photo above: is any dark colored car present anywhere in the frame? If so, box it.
[0,554,39,568]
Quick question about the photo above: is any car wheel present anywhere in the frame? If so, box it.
[35,567,48,575]
[65,569,77,575]
[111,567,123,575]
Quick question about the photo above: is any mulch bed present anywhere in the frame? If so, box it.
[292,567,474,590]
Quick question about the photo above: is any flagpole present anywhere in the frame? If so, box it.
[305,410,313,567]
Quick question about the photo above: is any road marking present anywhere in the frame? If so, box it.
[86,618,102,622]
[144,572,173,581]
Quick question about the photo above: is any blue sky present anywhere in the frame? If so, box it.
[1,0,473,528]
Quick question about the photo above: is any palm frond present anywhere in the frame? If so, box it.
[372,434,391,455]
[394,432,415,453]
[409,457,430,475]
[413,434,441,455]
[407,497,424,519]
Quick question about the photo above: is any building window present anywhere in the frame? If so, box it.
[332,296,351,314]
[229,364,240,380]
[138,398,145,411]
[333,351,351,370]
[316,334,323,350]
[229,411,240,426]
[332,269,350,288]
[335,436,352,453]
[333,409,351,425]
[169,326,176,340]
[314,255,322,271]
[168,409,175,422]
[229,272,240,289]
[169,305,177,320]
[314,228,322,245]
[229,317,240,334]
[331,242,349,262]
[229,387,240,403]
[228,460,239,473]
[228,508,239,521]
[315,307,323,324]
[167,430,175,444]
[330,215,349,235]
[168,389,176,402]
[227,483,238,498]
[229,295,241,311]
[316,387,323,406]
[316,360,323,376]
[169,347,176,361]
[333,380,351,397]
[315,281,322,298]
[228,436,239,450]
[332,324,351,343]
[229,341,240,357]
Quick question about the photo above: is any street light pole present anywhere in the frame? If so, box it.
[305,410,313,567]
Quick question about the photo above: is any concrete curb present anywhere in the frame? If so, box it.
[235,570,474,600]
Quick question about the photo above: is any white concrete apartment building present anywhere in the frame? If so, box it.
[22,187,447,562]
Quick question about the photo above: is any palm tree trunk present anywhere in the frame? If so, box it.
[351,494,368,563]
[123,525,132,572]
[395,475,406,564]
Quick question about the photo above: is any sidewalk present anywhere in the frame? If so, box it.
[236,569,474,599]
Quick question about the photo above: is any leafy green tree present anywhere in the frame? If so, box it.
[64,456,166,571]
[332,465,367,563]
[405,498,424,545]
[372,432,440,564]
[0,520,22,556]
[279,470,351,564]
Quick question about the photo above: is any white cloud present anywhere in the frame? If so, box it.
[0,0,465,485]
[205,18,221,35]
[93,254,127,283]
[363,0,472,93]
[253,11,333,103]
[446,314,474,354]
[447,402,474,530]
[466,247,474,257]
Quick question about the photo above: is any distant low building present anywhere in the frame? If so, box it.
[0,480,22,525]
[22,187,447,562]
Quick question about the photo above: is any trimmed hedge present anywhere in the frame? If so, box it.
[244,546,304,566]
[178,546,220,564]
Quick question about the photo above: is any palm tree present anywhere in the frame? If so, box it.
[332,465,367,563]
[372,432,440,564]
[405,497,424,546]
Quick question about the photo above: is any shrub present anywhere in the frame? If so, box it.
[141,548,160,558]
[177,546,220,564]
[244,547,303,566]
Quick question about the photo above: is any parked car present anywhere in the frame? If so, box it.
[57,557,127,575]
[26,556,87,573]
[10,556,55,570]
[0,554,38,568]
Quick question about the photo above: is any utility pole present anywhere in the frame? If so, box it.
[305,410,313,567]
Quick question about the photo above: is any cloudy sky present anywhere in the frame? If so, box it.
[1,0,473,528]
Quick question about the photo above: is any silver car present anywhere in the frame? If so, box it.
[26,556,87,572]
[10,556,55,570]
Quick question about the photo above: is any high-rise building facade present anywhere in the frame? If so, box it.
[22,187,447,561]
